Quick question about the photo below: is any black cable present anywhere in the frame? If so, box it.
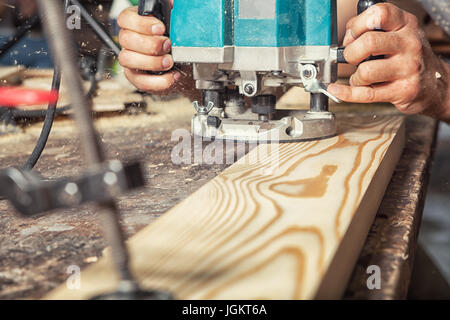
[1,2,121,59]
[9,73,97,118]
[0,70,97,171]
[22,72,97,169]
[0,2,116,170]
[1,1,117,120]
[24,66,61,170]
[10,104,71,119]
[69,0,121,56]
[0,15,40,59]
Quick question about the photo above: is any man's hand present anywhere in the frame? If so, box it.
[118,4,189,94]
[328,3,450,122]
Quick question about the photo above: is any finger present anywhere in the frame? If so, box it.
[350,3,408,38]
[119,49,173,72]
[344,31,402,65]
[119,30,171,56]
[350,57,401,86]
[343,29,356,47]
[117,7,166,36]
[327,83,396,103]
[346,16,357,31]
[124,68,180,93]
[343,17,357,46]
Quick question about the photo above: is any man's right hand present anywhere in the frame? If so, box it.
[117,5,182,93]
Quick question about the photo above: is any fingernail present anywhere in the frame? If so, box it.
[152,24,165,35]
[366,6,382,30]
[163,39,172,53]
[343,29,355,46]
[162,56,173,69]
[173,71,181,81]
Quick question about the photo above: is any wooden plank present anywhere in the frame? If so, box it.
[46,115,405,300]
[22,68,54,79]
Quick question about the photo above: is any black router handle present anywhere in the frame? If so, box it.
[138,0,173,75]
[138,0,171,35]
[337,0,387,64]
[358,0,387,14]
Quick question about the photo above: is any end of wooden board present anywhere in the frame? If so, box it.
[315,120,405,299]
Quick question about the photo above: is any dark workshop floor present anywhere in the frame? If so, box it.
[0,97,230,299]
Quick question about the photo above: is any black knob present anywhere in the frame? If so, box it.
[251,95,276,116]
[138,0,171,34]
[358,0,387,15]
[207,116,222,129]
[337,0,388,64]
[337,47,347,64]
[138,0,156,16]
[138,0,173,75]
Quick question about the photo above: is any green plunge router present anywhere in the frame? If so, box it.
[138,0,386,142]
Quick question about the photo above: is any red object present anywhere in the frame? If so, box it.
[0,87,59,107]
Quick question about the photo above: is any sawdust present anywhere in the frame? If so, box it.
[0,101,229,299]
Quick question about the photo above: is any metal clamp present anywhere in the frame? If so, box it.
[300,64,342,104]
[193,101,214,115]
[0,160,145,217]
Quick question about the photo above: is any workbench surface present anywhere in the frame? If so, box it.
[0,97,438,299]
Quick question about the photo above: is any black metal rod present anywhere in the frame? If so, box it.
[0,15,40,58]
[69,0,121,56]
[36,0,134,285]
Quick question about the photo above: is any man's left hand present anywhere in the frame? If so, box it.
[328,3,450,121]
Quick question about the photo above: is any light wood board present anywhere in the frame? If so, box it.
[46,115,405,300]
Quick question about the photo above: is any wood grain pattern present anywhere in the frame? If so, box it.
[345,116,438,299]
[46,115,405,300]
